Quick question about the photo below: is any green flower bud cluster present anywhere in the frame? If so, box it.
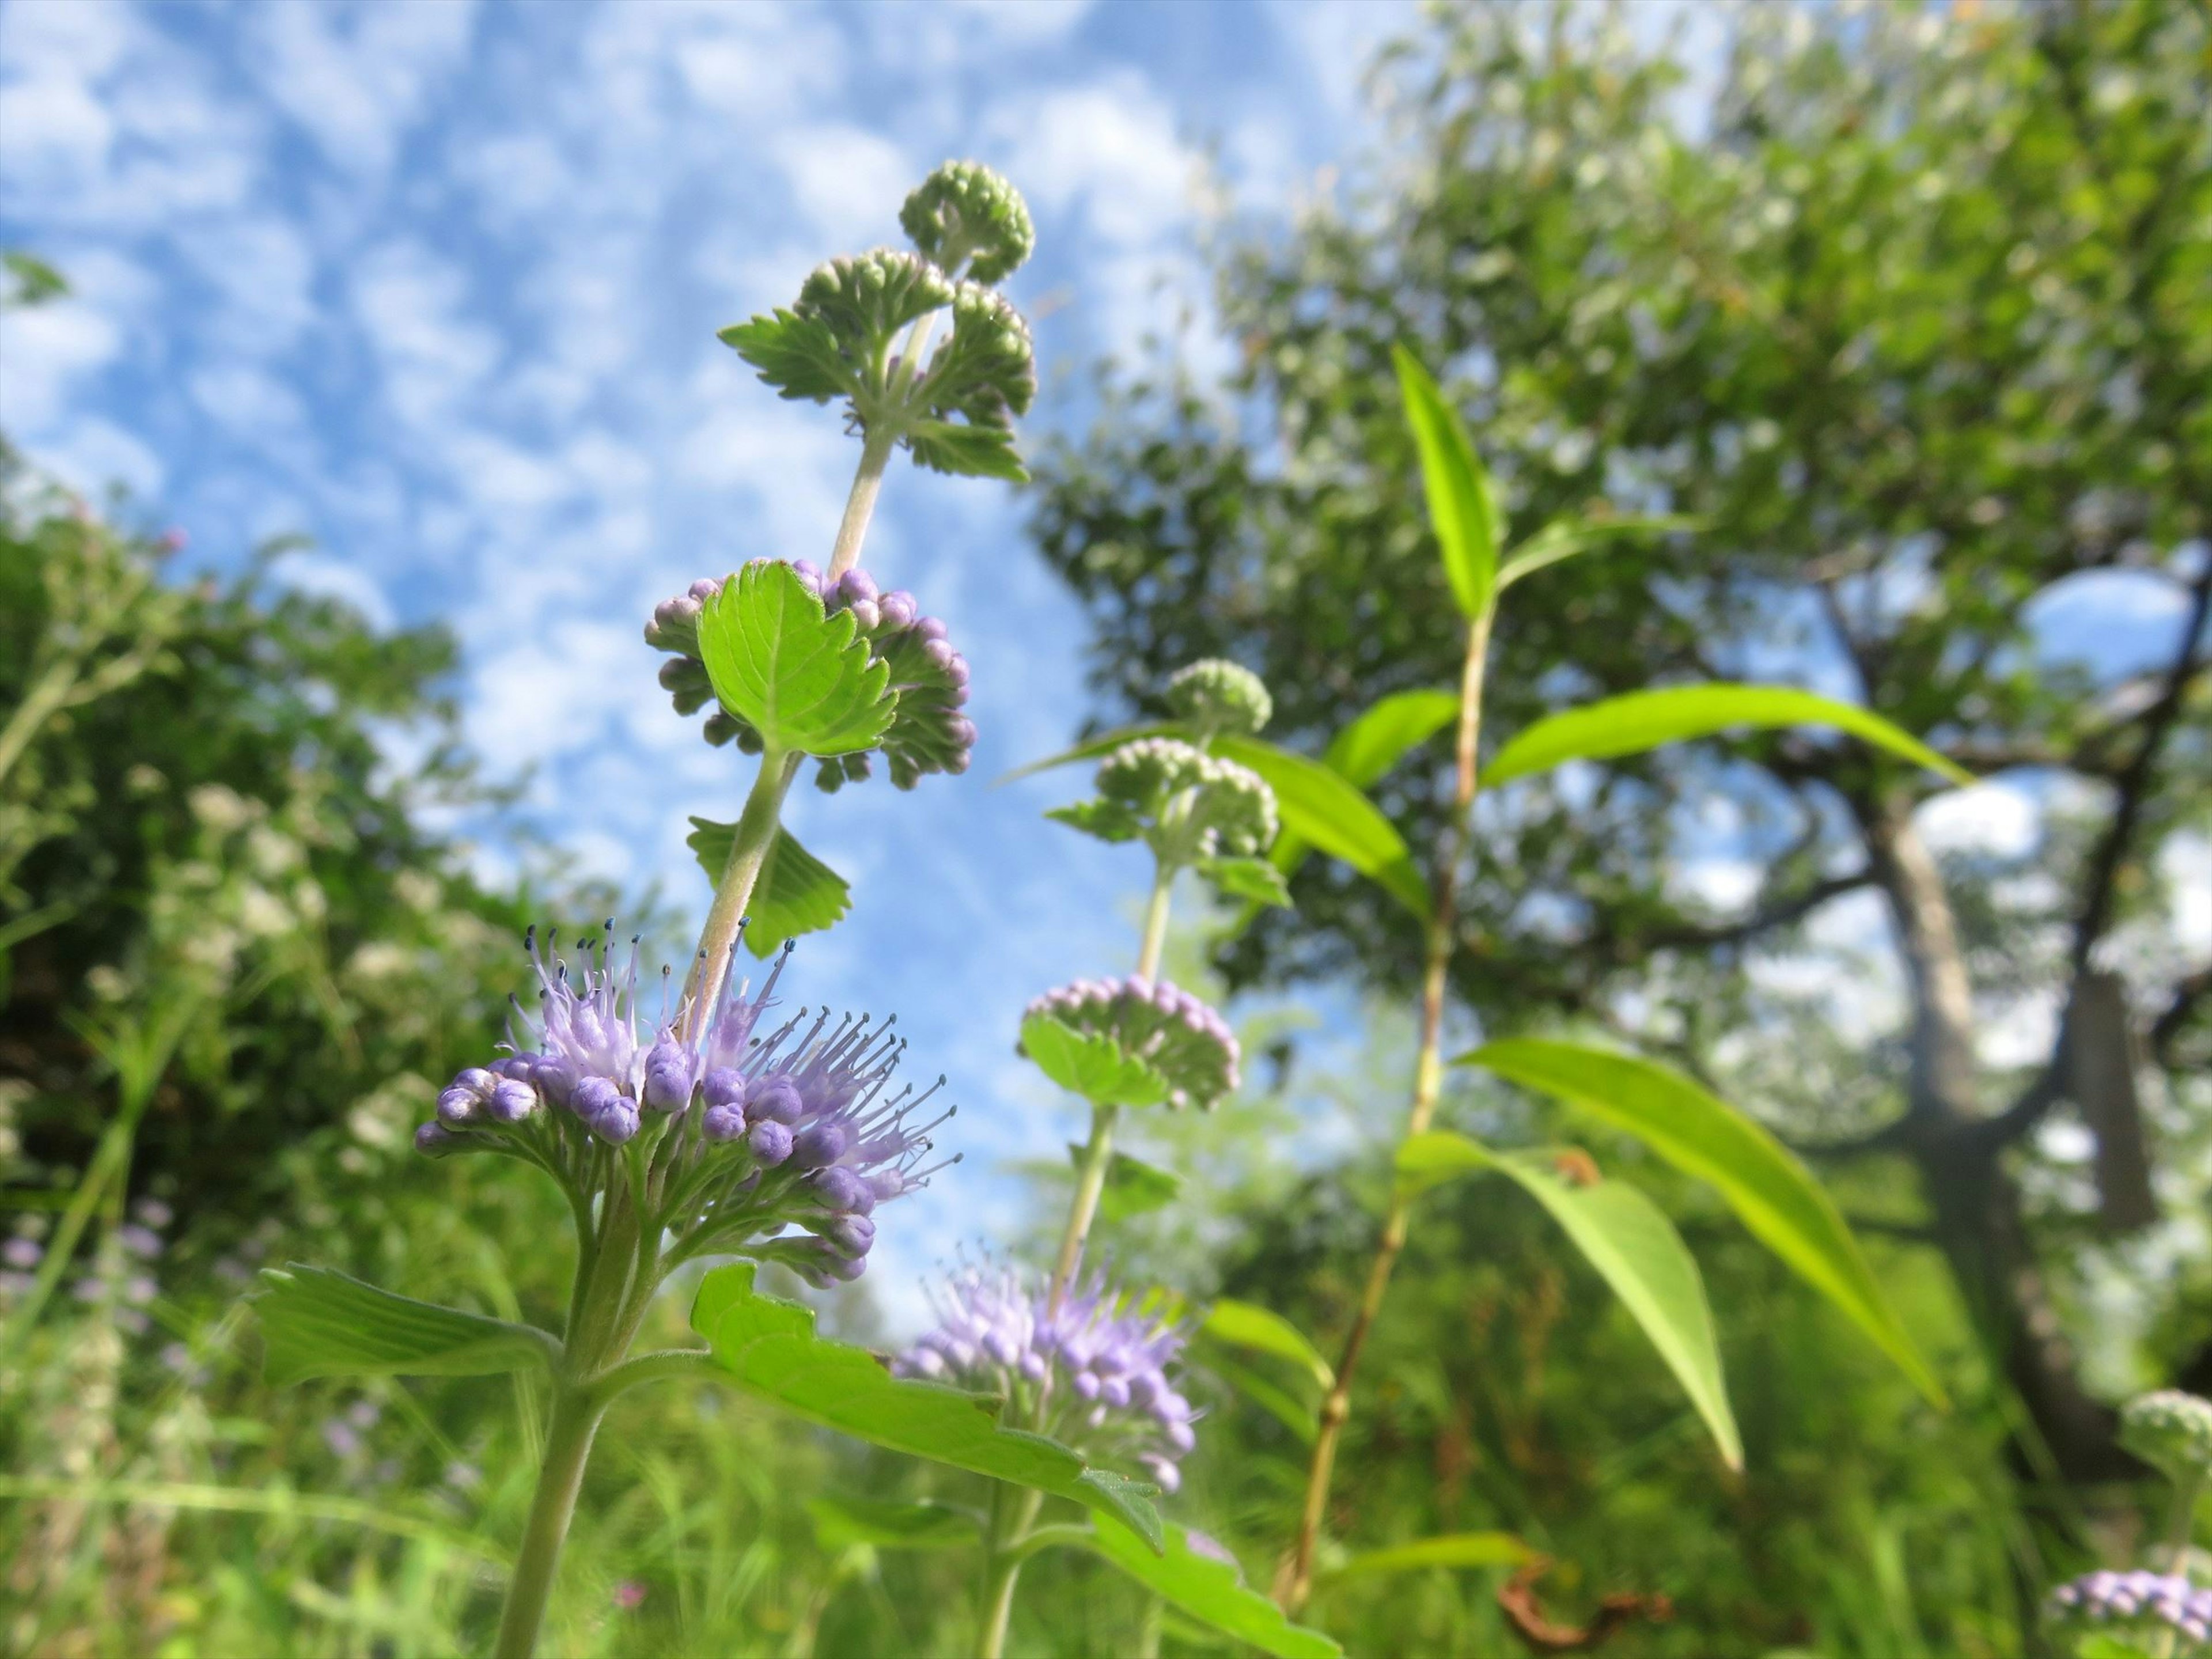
[900,159,1036,285]
[1051,736,1278,869]
[1164,658,1272,740]
[718,161,1037,481]
[2121,1389,2212,1482]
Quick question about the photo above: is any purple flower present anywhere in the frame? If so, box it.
[2049,1569,2212,1649]
[1022,976,1241,1111]
[896,1266,1195,1492]
[1,1237,40,1271]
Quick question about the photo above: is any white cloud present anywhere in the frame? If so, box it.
[1916,781,2039,859]
[774,124,915,250]
[349,240,499,425]
[249,0,478,179]
[0,293,121,432]
[274,547,395,630]
[190,362,308,435]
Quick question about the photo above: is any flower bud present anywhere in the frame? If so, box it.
[642,1035,695,1112]
[435,1086,479,1126]
[702,1067,747,1109]
[747,1076,805,1124]
[791,1123,849,1169]
[531,1056,578,1108]
[703,1103,747,1142]
[2120,1389,2212,1482]
[486,1079,538,1123]
[748,1120,794,1166]
[415,1122,463,1157]
[880,589,918,629]
[452,1067,497,1099]
[588,1095,639,1145]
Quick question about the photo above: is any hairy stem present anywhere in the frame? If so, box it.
[827,426,896,584]
[683,744,791,1036]
[493,1386,605,1659]
[976,1482,1046,1659]
[1277,611,1491,1614]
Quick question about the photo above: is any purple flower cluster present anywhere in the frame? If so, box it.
[2048,1570,2212,1649]
[414,926,958,1283]
[896,1265,1198,1492]
[1023,976,1241,1111]
[645,561,975,789]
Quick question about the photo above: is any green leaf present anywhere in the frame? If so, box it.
[717,312,854,404]
[1213,734,1429,922]
[255,1266,558,1387]
[1318,1531,1535,1582]
[1069,1518,1343,1659]
[1457,1039,1946,1406]
[1481,683,1972,789]
[1021,1012,1173,1108]
[1397,1134,1741,1469]
[805,1495,982,1552]
[1273,690,1460,882]
[686,819,851,957]
[1495,516,1698,593]
[907,416,1028,482]
[696,562,895,757]
[1070,1145,1184,1221]
[1393,345,1499,620]
[1044,798,1145,844]
[996,723,1177,786]
[1209,1354,1319,1444]
[2074,1636,2161,1659]
[1197,855,1293,908]
[1202,1298,1335,1389]
[690,1264,1164,1550]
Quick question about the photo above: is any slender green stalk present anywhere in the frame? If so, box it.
[683,743,791,1035]
[2165,1469,2203,1573]
[493,1387,605,1659]
[828,426,896,584]
[1277,609,1492,1614]
[977,1483,1046,1659]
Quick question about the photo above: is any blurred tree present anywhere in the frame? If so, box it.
[1030,0,2210,1494]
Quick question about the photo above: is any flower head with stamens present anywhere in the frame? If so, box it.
[1022,976,1240,1111]
[896,1264,1196,1493]
[2048,1570,2212,1652]
[413,925,959,1282]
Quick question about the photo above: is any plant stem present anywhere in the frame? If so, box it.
[1277,610,1491,1615]
[2166,1469,2203,1572]
[976,1483,1046,1659]
[493,1385,605,1659]
[828,426,896,584]
[1134,863,1173,984]
[683,744,790,1035]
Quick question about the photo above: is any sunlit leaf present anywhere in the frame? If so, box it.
[1203,1298,1334,1389]
[805,1494,982,1552]
[1213,734,1429,922]
[995,723,1177,786]
[686,819,850,956]
[907,417,1027,482]
[255,1266,558,1387]
[1021,1012,1173,1108]
[1397,1134,1741,1468]
[1197,855,1293,908]
[1209,1354,1319,1444]
[1393,345,1499,620]
[696,561,895,757]
[1044,798,1145,844]
[690,1264,1163,1549]
[1318,1531,1535,1582]
[1457,1039,1945,1405]
[1065,1518,1343,1659]
[1272,690,1460,881]
[717,311,852,404]
[1070,1145,1184,1221]
[1482,684,1972,789]
[1494,516,1698,593]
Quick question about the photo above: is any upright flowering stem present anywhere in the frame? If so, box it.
[1277,608,1493,1614]
[494,1389,604,1659]
[828,428,895,584]
[684,743,791,1032]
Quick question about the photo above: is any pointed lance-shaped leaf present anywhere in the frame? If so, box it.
[1054,1518,1343,1659]
[805,1495,983,1552]
[1393,344,1500,621]
[1456,1040,1946,1405]
[690,1263,1164,1548]
[1213,734,1429,922]
[1494,514,1700,594]
[1202,1298,1335,1389]
[695,561,895,758]
[1396,1134,1741,1469]
[1481,683,1973,789]
[255,1266,559,1387]
[1317,1532,1535,1584]
[1272,688,1459,882]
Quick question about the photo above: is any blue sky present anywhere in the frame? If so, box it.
[3,0,2202,1330]
[0,0,1421,1321]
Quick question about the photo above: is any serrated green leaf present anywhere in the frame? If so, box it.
[1065,1519,1343,1659]
[1397,1134,1741,1469]
[1457,1039,1945,1406]
[1495,515,1698,593]
[1202,1298,1334,1389]
[1045,798,1145,844]
[1482,683,1972,789]
[255,1266,558,1387]
[1319,1531,1535,1582]
[996,724,1177,786]
[907,416,1028,482]
[686,818,850,957]
[805,1495,982,1552]
[1021,1012,1172,1108]
[1393,346,1499,621]
[696,562,895,757]
[1212,735,1429,922]
[1198,855,1293,908]
[717,312,854,404]
[690,1264,1163,1550]
[1067,1145,1184,1222]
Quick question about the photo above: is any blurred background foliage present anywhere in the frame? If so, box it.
[2,2,2206,1655]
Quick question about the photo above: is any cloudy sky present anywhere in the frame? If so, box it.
[0,0,1423,1317]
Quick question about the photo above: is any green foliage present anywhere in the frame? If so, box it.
[1074,1146,1183,1222]
[1480,683,1974,790]
[685,817,850,956]
[689,1263,1164,1550]
[1461,1039,1944,1405]
[1211,734,1428,921]
[1197,854,1293,908]
[1020,1011,1173,1109]
[1203,1298,1334,1389]
[695,561,895,758]
[255,1264,558,1385]
[1064,1517,1343,1659]
[1397,1133,1741,1469]
[1393,346,1499,620]
[1494,515,1696,594]
[805,1494,982,1551]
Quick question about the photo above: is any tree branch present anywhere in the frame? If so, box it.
[2152,966,2211,1068]
[1642,870,1875,953]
